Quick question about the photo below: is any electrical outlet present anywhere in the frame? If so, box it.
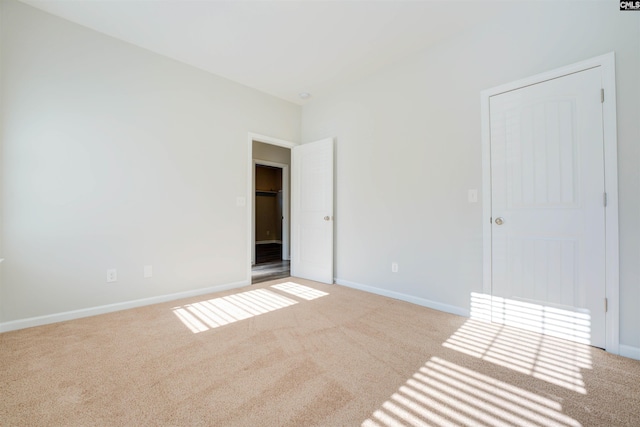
[144,265,153,278]
[106,268,117,283]
[266,230,270,236]
[391,262,399,273]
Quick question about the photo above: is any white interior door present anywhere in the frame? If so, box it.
[291,138,334,284]
[490,67,606,348]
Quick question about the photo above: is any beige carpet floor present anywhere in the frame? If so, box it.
[1,277,639,426]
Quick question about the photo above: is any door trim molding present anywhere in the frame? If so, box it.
[480,52,619,354]
[247,133,297,283]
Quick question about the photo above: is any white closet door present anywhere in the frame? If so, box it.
[490,67,606,347]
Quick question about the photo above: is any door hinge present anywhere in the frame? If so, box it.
[605,298,608,313]
[601,88,605,103]
[604,192,608,207]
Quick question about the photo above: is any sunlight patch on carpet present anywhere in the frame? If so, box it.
[362,357,581,427]
[172,282,330,333]
[271,282,329,300]
[468,293,592,345]
[441,293,593,394]
[172,288,298,333]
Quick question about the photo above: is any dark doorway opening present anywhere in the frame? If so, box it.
[252,163,290,284]
[252,243,290,284]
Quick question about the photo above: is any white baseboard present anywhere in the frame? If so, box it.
[619,344,640,361]
[334,278,469,318]
[0,280,250,333]
[256,240,282,245]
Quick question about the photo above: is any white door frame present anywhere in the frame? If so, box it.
[247,133,296,281]
[480,52,619,353]
[252,159,290,262]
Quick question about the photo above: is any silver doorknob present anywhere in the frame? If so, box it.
[495,217,504,225]
[324,216,331,221]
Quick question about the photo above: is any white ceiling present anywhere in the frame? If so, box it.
[21,0,511,105]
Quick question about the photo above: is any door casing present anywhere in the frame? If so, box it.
[480,52,619,354]
[247,133,296,282]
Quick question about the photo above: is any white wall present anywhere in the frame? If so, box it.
[0,1,300,325]
[302,2,640,349]
[3,0,639,355]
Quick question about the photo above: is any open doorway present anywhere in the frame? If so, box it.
[252,141,291,284]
